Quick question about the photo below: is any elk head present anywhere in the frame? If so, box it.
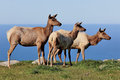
[48,14,62,26]
[98,28,111,40]
[74,22,86,32]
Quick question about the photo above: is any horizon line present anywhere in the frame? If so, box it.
[0,23,120,25]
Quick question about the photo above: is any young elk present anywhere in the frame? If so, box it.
[47,22,86,67]
[7,14,62,68]
[55,28,111,64]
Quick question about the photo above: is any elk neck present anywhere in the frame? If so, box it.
[69,29,79,40]
[44,22,54,37]
[88,33,102,46]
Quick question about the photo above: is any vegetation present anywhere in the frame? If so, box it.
[0,60,120,80]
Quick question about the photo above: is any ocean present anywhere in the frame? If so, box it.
[0,24,119,62]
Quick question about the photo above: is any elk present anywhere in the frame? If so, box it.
[54,28,111,64]
[47,22,86,66]
[7,14,62,68]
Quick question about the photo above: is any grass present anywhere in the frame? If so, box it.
[0,60,120,80]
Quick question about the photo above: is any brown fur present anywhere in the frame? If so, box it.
[47,22,86,66]
[56,28,111,64]
[7,14,62,68]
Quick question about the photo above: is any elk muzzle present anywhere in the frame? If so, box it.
[108,37,111,40]
[59,23,62,26]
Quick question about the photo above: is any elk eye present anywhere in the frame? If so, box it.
[52,19,55,21]
[103,33,105,35]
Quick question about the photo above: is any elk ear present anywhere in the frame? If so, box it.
[75,22,79,25]
[99,28,102,32]
[54,14,57,17]
[48,14,52,19]
[103,28,106,31]
[79,22,82,25]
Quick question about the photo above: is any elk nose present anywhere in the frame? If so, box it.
[109,37,111,40]
[84,29,86,31]
[59,23,62,26]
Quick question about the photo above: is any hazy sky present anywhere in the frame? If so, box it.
[0,0,120,24]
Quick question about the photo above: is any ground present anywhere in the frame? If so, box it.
[0,60,120,80]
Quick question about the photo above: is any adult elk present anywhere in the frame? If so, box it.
[7,14,62,68]
[47,22,86,66]
[55,28,111,64]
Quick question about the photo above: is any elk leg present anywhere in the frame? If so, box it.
[63,49,66,66]
[58,49,62,62]
[8,44,17,68]
[53,54,57,63]
[47,43,53,65]
[75,49,81,64]
[37,43,42,65]
[50,48,57,67]
[68,49,72,66]
[54,49,60,63]
[41,45,45,65]
[81,48,85,60]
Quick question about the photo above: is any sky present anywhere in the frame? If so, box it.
[0,0,120,24]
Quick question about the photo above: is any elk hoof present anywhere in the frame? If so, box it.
[43,63,45,65]
[50,64,53,67]
[70,64,73,66]
[63,64,66,67]
[47,61,49,66]
[75,62,77,64]
[8,65,10,69]
[38,63,41,65]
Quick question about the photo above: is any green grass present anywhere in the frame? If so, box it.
[0,60,120,80]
